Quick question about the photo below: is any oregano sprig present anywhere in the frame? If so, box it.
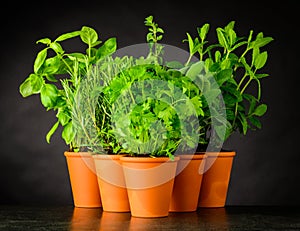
[144,15,164,63]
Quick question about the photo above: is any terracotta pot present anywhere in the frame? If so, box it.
[93,154,130,212]
[120,156,179,218]
[198,151,236,208]
[169,154,207,212]
[64,151,101,208]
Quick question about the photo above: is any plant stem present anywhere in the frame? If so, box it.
[237,73,248,90]
[185,54,192,66]
[234,47,250,72]
[61,55,74,76]
[255,78,261,101]
[241,77,253,94]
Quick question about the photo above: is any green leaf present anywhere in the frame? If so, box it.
[191,96,204,116]
[46,121,59,143]
[216,69,232,86]
[34,48,48,73]
[30,74,44,92]
[186,33,194,55]
[62,121,75,145]
[252,47,259,66]
[67,53,87,63]
[55,31,81,42]
[214,124,227,141]
[19,74,44,97]
[165,61,184,69]
[204,89,221,104]
[19,78,32,97]
[239,112,248,135]
[223,94,238,106]
[145,15,153,25]
[198,23,210,41]
[215,50,221,62]
[147,33,154,42]
[254,51,268,69]
[228,28,237,47]
[249,116,262,129]
[45,75,57,82]
[91,40,102,47]
[252,36,274,48]
[40,84,59,108]
[36,38,51,45]
[216,28,228,49]
[252,104,267,116]
[226,109,235,121]
[232,40,248,51]
[50,42,64,54]
[57,109,70,126]
[247,30,253,44]
[240,57,255,78]
[256,73,269,79]
[243,93,257,114]
[157,27,164,33]
[80,26,99,46]
[204,57,213,70]
[224,21,235,32]
[42,56,61,75]
[186,61,205,80]
[220,59,231,70]
[96,37,117,59]
[222,84,242,105]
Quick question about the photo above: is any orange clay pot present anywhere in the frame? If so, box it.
[64,151,101,208]
[169,154,207,212]
[120,156,179,218]
[198,151,236,208]
[93,154,130,212]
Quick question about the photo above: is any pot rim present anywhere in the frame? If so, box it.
[196,151,236,157]
[64,151,93,157]
[175,154,207,160]
[120,156,180,163]
[92,154,127,160]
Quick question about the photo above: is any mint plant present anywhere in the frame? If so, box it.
[19,26,117,151]
[183,21,273,150]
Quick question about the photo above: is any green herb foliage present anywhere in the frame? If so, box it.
[183,21,273,149]
[19,15,273,155]
[105,64,204,157]
[19,26,117,151]
[72,17,205,157]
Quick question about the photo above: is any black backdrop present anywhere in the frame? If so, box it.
[1,1,299,206]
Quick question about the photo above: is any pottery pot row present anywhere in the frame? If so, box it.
[64,151,235,218]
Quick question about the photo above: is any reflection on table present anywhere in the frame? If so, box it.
[69,207,229,230]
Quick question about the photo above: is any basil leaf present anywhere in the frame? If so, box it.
[46,121,59,144]
[34,48,48,74]
[40,84,59,108]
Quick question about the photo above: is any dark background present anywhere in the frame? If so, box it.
[1,1,299,206]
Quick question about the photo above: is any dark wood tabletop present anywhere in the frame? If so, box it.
[0,205,299,230]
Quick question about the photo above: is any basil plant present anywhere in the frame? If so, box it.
[19,26,117,151]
